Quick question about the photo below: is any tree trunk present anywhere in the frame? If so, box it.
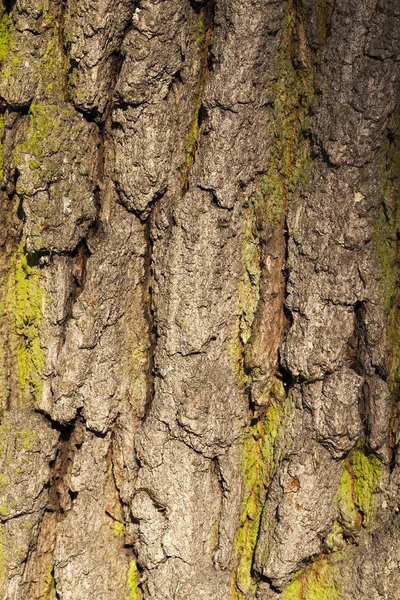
[0,0,399,598]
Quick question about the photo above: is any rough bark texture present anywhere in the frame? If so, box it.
[0,1,399,599]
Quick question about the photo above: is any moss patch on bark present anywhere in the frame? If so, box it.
[258,0,314,230]
[281,559,340,600]
[7,239,44,406]
[232,395,292,599]
[127,561,142,600]
[336,447,384,530]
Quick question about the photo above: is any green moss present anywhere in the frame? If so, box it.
[375,114,400,388]
[39,566,54,600]
[257,1,314,231]
[0,474,8,487]
[281,576,302,600]
[0,12,22,81]
[183,9,211,180]
[0,13,14,62]
[336,447,384,531]
[7,238,45,405]
[126,561,142,600]
[229,200,261,386]
[281,559,340,600]
[114,521,124,537]
[16,428,40,451]
[37,26,67,99]
[232,397,291,598]
[350,448,384,524]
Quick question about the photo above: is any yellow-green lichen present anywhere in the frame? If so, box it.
[114,521,124,537]
[37,2,54,28]
[37,25,67,99]
[336,447,384,530]
[229,199,261,387]
[349,448,383,524]
[281,559,340,600]
[16,428,40,451]
[14,101,56,164]
[183,9,211,180]
[0,11,22,81]
[0,12,14,62]
[232,397,291,598]
[39,565,54,600]
[14,101,80,193]
[375,113,400,388]
[7,239,45,405]
[126,561,142,600]
[229,1,314,386]
[281,576,302,600]
[259,1,314,230]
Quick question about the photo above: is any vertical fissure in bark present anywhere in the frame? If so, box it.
[231,0,340,595]
[142,217,156,420]
[182,0,215,188]
[378,109,400,468]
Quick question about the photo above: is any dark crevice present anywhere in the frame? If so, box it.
[16,194,24,220]
[181,0,215,189]
[45,416,85,516]
[316,139,340,169]
[142,216,157,420]
[278,364,296,394]
[3,0,16,13]
[346,300,366,376]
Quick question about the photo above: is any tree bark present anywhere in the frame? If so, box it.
[0,0,399,598]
